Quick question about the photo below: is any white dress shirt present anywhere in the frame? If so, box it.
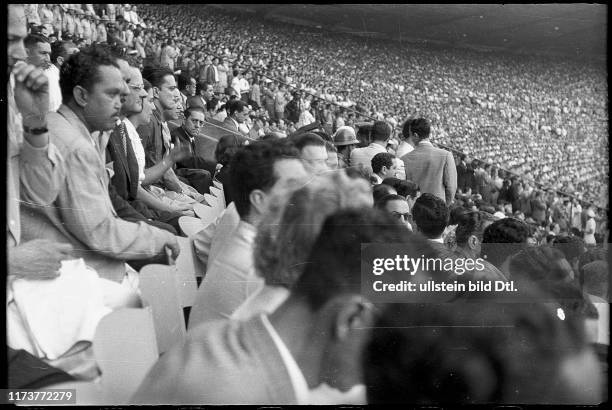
[45,64,62,112]
[124,119,146,184]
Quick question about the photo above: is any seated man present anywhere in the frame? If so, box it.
[170,106,217,194]
[138,65,205,207]
[20,44,180,284]
[132,208,440,405]
[188,140,308,327]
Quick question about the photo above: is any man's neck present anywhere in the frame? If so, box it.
[371,140,386,148]
[65,101,96,133]
[269,299,323,389]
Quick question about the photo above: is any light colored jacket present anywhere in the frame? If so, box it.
[401,140,457,205]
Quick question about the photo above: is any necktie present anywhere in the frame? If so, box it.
[118,122,128,155]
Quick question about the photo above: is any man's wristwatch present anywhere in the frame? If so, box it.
[23,125,49,135]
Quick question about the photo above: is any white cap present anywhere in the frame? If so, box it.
[493,211,506,220]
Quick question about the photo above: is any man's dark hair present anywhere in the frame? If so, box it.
[374,194,406,211]
[142,65,174,89]
[364,298,590,404]
[227,99,248,117]
[206,97,219,111]
[481,218,530,269]
[60,44,120,103]
[50,40,75,64]
[143,79,152,92]
[196,81,211,95]
[404,117,431,141]
[292,133,325,152]
[371,120,392,142]
[292,208,435,310]
[184,106,205,120]
[229,140,300,219]
[381,178,419,198]
[412,193,449,239]
[371,152,394,175]
[24,33,50,49]
[373,183,396,204]
[177,73,193,91]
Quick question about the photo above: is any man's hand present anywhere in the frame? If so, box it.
[168,144,191,163]
[12,61,49,128]
[165,237,181,261]
[9,239,74,280]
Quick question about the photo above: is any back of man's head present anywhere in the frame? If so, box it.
[412,193,449,239]
[371,120,392,143]
[50,40,77,67]
[229,140,300,219]
[364,297,599,404]
[227,99,248,117]
[371,152,395,175]
[292,132,325,152]
[406,118,431,142]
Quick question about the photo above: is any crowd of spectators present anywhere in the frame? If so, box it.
[7,3,609,406]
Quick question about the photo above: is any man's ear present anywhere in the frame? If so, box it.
[56,56,64,66]
[73,85,89,108]
[249,189,267,216]
[153,86,161,99]
[468,235,479,251]
[333,296,375,341]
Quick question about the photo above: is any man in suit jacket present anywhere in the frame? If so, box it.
[350,120,391,175]
[222,99,250,135]
[169,106,214,194]
[20,46,179,284]
[186,81,212,110]
[133,208,432,405]
[401,118,457,205]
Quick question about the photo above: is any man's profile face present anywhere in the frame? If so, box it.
[300,145,329,175]
[203,84,214,100]
[264,158,309,210]
[120,64,147,116]
[385,199,411,228]
[156,74,177,111]
[8,5,28,74]
[83,65,125,131]
[234,106,250,124]
[138,88,155,125]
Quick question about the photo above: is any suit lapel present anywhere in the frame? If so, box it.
[109,127,131,183]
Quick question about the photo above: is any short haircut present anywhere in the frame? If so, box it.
[412,193,449,239]
[373,183,397,204]
[293,132,325,152]
[370,120,392,142]
[292,208,436,310]
[196,81,211,94]
[206,97,219,111]
[374,194,406,211]
[50,40,75,63]
[214,134,247,166]
[177,73,193,91]
[184,106,205,120]
[228,140,300,218]
[364,299,590,404]
[143,79,152,92]
[508,245,574,283]
[227,99,248,116]
[371,152,395,174]
[455,211,494,245]
[381,178,419,198]
[142,65,174,89]
[24,33,50,49]
[481,218,530,269]
[60,44,119,103]
[255,172,372,287]
[407,117,431,140]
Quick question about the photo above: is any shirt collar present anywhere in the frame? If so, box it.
[418,139,433,147]
[260,314,310,405]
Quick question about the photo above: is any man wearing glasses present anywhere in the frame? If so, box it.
[170,106,215,194]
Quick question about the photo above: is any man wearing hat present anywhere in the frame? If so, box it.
[333,126,359,169]
[74,8,85,40]
[63,6,76,37]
